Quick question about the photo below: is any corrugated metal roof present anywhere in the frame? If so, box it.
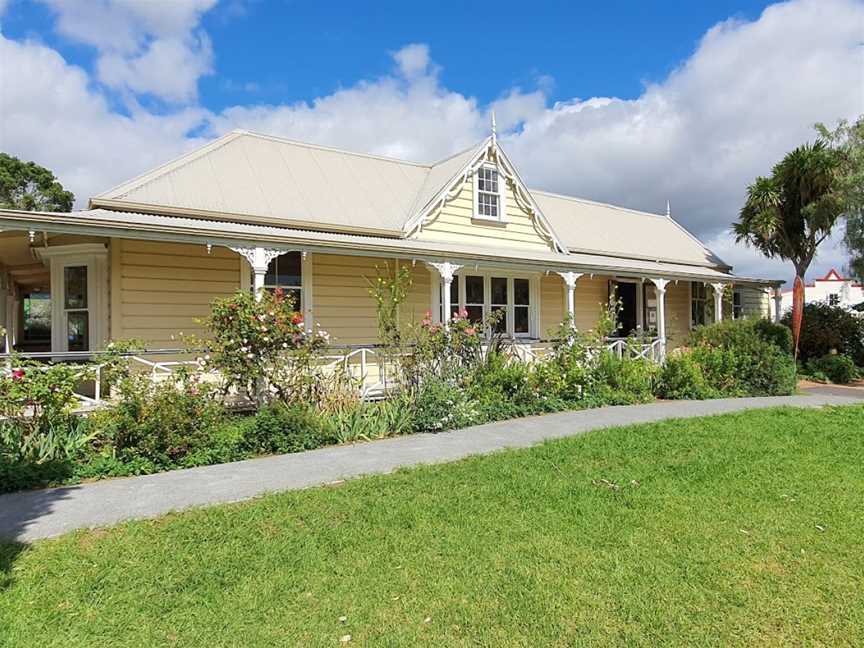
[532,191,728,268]
[0,207,778,285]
[95,130,479,235]
[91,129,735,272]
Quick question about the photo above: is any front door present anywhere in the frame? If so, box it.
[615,282,638,336]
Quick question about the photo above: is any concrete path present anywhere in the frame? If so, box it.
[1,394,860,543]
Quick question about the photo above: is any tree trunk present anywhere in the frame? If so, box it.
[791,274,805,361]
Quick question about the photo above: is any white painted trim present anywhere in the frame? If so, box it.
[431,266,541,338]
[38,244,108,353]
[302,252,313,331]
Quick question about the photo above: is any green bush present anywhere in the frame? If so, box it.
[657,352,716,400]
[89,370,229,470]
[806,354,858,384]
[590,352,658,405]
[410,378,479,433]
[243,404,334,454]
[781,302,864,365]
[465,352,548,421]
[685,319,797,397]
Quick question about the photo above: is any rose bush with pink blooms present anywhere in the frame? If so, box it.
[199,288,338,406]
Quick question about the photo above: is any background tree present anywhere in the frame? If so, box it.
[0,153,74,212]
[733,140,844,357]
[816,116,864,281]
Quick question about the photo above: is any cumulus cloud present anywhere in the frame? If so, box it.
[37,0,217,102]
[1,0,862,283]
[0,34,209,204]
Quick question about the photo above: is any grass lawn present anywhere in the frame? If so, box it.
[1,405,863,647]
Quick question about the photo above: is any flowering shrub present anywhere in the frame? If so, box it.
[200,289,332,404]
[0,358,92,462]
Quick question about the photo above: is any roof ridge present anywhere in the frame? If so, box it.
[237,129,433,168]
[429,140,487,167]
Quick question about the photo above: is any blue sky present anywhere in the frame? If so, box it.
[1,0,862,281]
[4,1,776,112]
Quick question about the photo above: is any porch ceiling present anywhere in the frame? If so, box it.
[0,208,783,287]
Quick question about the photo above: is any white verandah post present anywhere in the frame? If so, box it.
[649,278,669,361]
[772,288,784,323]
[427,262,463,328]
[556,271,583,327]
[710,282,726,323]
[230,246,285,301]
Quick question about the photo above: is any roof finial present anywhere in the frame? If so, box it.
[491,110,497,144]
[665,200,671,218]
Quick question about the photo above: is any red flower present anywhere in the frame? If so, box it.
[465,327,476,336]
[12,369,25,380]
[291,312,304,325]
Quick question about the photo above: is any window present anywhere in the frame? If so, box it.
[691,282,709,327]
[733,290,744,319]
[436,272,534,337]
[828,293,840,306]
[475,166,503,220]
[464,275,485,324]
[264,252,303,310]
[514,278,530,334]
[64,266,89,351]
[490,277,508,333]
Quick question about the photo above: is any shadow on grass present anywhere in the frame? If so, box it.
[0,459,80,590]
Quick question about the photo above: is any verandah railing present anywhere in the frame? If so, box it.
[1,337,664,407]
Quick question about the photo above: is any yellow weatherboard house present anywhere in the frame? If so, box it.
[0,121,783,364]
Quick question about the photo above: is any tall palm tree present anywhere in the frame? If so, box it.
[734,141,843,357]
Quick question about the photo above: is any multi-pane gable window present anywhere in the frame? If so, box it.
[476,166,500,219]
[264,252,302,310]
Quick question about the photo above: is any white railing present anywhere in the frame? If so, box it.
[1,337,665,408]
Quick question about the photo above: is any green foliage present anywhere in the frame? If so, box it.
[200,289,334,405]
[242,404,334,455]
[780,302,864,365]
[806,354,858,385]
[734,140,845,278]
[590,352,658,405]
[684,319,798,396]
[0,152,74,211]
[88,369,228,470]
[817,116,864,280]
[367,261,413,348]
[657,352,716,400]
[410,378,479,433]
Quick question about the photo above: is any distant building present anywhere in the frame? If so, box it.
[780,268,864,313]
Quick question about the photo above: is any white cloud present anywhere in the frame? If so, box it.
[1,0,862,283]
[37,0,217,102]
[0,34,208,205]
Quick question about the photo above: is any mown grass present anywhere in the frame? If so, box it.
[1,405,863,647]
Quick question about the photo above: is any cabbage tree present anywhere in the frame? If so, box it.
[733,140,844,357]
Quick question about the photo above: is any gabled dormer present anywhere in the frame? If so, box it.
[403,123,566,253]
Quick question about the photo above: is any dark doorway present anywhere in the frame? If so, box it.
[615,282,638,336]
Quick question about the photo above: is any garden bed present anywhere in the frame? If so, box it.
[2,290,800,494]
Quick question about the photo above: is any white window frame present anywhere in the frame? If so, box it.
[36,244,108,353]
[473,164,507,222]
[434,269,539,338]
